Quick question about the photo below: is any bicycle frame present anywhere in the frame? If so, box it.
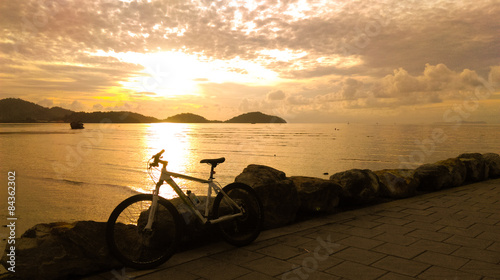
[144,162,244,230]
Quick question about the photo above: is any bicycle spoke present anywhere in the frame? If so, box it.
[106,195,181,269]
[213,183,263,247]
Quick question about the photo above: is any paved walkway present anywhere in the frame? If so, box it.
[83,179,500,280]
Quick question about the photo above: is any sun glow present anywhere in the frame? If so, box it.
[259,49,308,62]
[90,50,283,98]
[143,123,196,198]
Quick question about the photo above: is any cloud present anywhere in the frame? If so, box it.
[92,103,104,111]
[1,0,498,123]
[369,64,496,102]
[68,100,85,111]
[239,98,260,112]
[37,98,54,107]
[193,78,209,82]
[267,90,286,101]
[87,102,140,113]
[286,94,313,105]
[239,63,500,114]
[3,0,497,73]
[489,66,500,87]
[340,78,364,100]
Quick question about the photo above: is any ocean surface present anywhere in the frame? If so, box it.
[1,122,500,236]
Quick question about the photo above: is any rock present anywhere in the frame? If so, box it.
[374,169,418,198]
[435,157,467,187]
[329,169,381,205]
[290,176,342,213]
[0,221,120,280]
[483,153,500,178]
[169,196,217,244]
[414,163,452,191]
[235,165,299,229]
[235,164,287,184]
[458,153,488,182]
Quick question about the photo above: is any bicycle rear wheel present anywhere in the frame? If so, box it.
[212,183,263,247]
[106,194,182,270]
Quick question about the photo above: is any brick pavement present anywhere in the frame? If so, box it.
[83,178,500,280]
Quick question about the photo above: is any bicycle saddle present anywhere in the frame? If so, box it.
[200,157,226,166]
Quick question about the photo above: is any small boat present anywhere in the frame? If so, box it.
[70,121,84,129]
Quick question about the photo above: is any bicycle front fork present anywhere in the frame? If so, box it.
[144,181,162,231]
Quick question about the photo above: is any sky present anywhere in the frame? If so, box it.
[1,0,499,123]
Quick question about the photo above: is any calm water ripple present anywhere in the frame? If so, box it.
[1,122,499,233]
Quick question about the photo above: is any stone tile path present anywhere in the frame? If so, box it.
[83,179,500,280]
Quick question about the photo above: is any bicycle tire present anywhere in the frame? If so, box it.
[212,183,263,247]
[106,194,182,270]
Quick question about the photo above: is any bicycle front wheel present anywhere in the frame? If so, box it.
[106,194,182,270]
[212,183,263,247]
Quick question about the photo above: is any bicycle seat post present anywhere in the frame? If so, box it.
[200,157,225,180]
[209,164,216,180]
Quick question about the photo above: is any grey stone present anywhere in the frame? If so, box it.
[329,169,381,205]
[290,176,342,213]
[414,163,452,191]
[0,221,120,280]
[374,169,418,198]
[483,153,500,178]
[235,165,299,229]
[169,196,211,239]
[435,157,467,187]
[458,153,488,182]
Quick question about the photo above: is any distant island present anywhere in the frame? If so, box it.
[164,113,222,123]
[226,112,286,123]
[0,98,287,124]
[165,112,286,124]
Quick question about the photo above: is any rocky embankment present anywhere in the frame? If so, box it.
[2,152,500,279]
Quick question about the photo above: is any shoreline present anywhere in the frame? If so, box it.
[2,152,499,279]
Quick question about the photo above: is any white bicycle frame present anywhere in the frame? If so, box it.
[144,161,244,230]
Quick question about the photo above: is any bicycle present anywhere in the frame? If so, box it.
[106,150,264,270]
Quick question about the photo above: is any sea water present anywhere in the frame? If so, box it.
[1,122,499,235]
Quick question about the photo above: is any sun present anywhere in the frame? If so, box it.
[112,50,202,97]
[89,49,283,98]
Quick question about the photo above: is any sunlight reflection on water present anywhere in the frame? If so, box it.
[142,123,202,198]
[1,122,500,233]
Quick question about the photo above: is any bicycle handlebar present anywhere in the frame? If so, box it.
[152,149,165,160]
[149,149,166,168]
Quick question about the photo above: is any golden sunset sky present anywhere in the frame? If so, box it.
[1,0,499,123]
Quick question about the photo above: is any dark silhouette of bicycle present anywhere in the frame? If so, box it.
[106,150,263,269]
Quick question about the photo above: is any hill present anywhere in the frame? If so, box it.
[164,113,221,123]
[225,112,287,123]
[65,111,159,123]
[0,98,72,122]
[164,112,287,123]
[0,98,287,124]
[0,98,158,123]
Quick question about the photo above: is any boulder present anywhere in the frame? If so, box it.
[0,221,120,280]
[235,164,288,184]
[374,169,418,198]
[290,176,342,213]
[458,153,488,182]
[169,196,217,244]
[435,157,467,187]
[414,163,452,191]
[329,169,381,205]
[235,165,299,229]
[483,153,500,178]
